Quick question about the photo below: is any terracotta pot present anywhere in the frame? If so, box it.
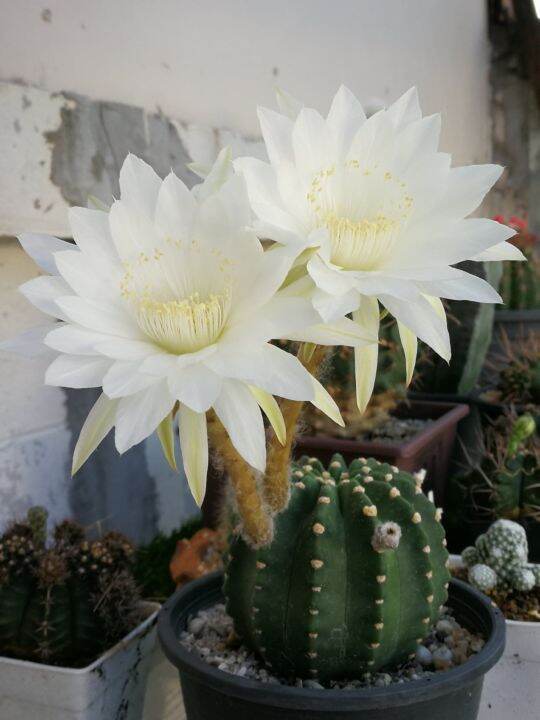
[294,400,469,505]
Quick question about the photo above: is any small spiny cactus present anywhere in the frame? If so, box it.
[0,508,141,666]
[462,519,540,593]
[225,455,450,681]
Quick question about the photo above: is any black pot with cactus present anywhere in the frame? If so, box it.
[0,507,143,667]
[158,457,505,720]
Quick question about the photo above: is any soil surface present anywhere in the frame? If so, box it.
[366,417,432,443]
[179,603,485,689]
[452,567,540,622]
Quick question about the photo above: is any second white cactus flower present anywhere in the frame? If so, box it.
[236,86,525,412]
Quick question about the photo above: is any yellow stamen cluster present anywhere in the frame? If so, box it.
[306,161,414,271]
[136,290,231,355]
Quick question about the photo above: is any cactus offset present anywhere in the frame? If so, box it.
[0,508,141,667]
[225,455,450,681]
[462,519,540,593]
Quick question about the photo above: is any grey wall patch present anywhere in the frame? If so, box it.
[45,92,196,209]
[65,388,158,544]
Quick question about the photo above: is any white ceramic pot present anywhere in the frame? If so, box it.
[0,601,160,720]
[449,554,540,720]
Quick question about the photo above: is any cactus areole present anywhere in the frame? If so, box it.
[225,455,450,681]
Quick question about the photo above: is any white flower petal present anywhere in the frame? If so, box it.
[114,380,173,454]
[386,87,422,129]
[257,106,294,166]
[441,164,504,219]
[352,298,380,412]
[154,171,197,241]
[472,241,526,262]
[168,363,222,413]
[290,316,376,347]
[326,85,366,158]
[140,345,218,375]
[307,254,358,296]
[312,287,360,323]
[93,338,164,361]
[227,296,319,345]
[45,324,107,356]
[178,404,208,506]
[72,393,119,475]
[157,413,177,471]
[194,146,233,202]
[206,343,314,401]
[417,268,502,303]
[54,250,118,301]
[102,361,161,398]
[249,385,286,445]
[55,296,144,339]
[19,276,71,320]
[292,107,331,172]
[381,293,450,361]
[310,376,344,427]
[275,86,304,120]
[18,234,73,274]
[108,199,160,263]
[397,321,417,386]
[213,379,266,472]
[393,114,441,173]
[68,207,119,265]
[119,153,162,217]
[0,324,57,358]
[45,354,111,388]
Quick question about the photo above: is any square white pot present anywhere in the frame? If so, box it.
[449,554,540,720]
[0,601,160,720]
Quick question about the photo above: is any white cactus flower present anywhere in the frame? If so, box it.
[236,86,525,411]
[7,151,375,505]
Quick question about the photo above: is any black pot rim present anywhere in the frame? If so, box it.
[158,572,506,712]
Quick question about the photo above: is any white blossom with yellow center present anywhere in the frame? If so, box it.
[7,151,376,504]
[236,86,525,411]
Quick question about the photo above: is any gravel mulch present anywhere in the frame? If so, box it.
[180,603,485,689]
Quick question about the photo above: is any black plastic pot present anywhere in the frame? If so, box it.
[158,572,505,720]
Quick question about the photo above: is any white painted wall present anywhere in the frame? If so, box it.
[0,0,491,165]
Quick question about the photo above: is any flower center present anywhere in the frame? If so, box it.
[307,163,413,271]
[119,246,233,355]
[136,290,231,354]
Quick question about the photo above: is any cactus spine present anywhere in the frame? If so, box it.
[0,508,141,666]
[225,455,450,681]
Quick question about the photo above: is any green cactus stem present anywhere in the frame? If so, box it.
[225,455,450,681]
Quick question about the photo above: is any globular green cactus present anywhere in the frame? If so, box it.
[462,519,540,593]
[225,455,450,681]
[0,508,141,667]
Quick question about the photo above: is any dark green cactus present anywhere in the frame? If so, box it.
[0,508,141,667]
[225,455,450,681]
[500,246,539,310]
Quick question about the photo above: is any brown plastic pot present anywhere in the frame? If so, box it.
[294,401,469,505]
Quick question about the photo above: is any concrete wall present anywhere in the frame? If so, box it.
[0,0,493,539]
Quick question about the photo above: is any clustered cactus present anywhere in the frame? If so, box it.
[225,455,450,681]
[445,413,539,552]
[0,508,141,666]
[462,519,540,593]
